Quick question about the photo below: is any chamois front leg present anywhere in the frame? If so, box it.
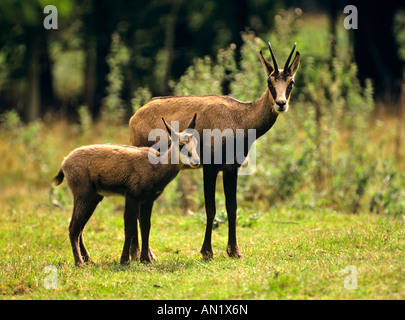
[200,165,219,260]
[120,195,140,265]
[139,200,154,263]
[223,168,243,259]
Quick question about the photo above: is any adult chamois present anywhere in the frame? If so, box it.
[53,115,199,266]
[129,42,300,260]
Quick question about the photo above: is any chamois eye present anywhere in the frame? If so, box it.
[289,79,295,86]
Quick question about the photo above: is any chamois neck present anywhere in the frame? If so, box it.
[244,88,279,138]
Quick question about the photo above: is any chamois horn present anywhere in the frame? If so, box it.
[268,42,279,74]
[283,42,297,74]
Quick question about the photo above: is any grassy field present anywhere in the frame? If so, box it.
[0,179,404,299]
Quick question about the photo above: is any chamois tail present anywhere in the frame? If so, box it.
[53,169,65,186]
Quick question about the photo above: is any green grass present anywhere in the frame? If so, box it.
[1,183,404,299]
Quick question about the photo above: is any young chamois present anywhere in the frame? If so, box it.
[53,114,199,267]
[129,42,300,260]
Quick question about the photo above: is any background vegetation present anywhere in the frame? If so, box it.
[0,1,404,299]
[1,0,404,121]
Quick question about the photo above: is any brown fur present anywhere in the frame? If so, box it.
[54,116,198,267]
[57,145,171,198]
[129,44,300,260]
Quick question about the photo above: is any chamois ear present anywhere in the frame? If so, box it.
[162,117,173,136]
[287,51,300,76]
[259,50,274,76]
[186,113,197,130]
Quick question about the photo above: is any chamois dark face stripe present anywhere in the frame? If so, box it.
[285,87,292,99]
[267,77,277,101]
[285,79,294,99]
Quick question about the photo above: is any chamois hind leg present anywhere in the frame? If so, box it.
[200,165,219,260]
[79,232,94,264]
[121,195,140,265]
[139,200,154,263]
[69,191,103,267]
[223,168,242,259]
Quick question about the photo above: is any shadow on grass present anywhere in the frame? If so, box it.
[87,251,232,274]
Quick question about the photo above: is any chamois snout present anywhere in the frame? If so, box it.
[275,99,287,113]
[178,133,200,168]
[189,157,200,168]
[178,139,200,168]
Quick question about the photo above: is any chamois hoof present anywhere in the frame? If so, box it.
[75,261,86,268]
[83,257,95,265]
[140,252,154,264]
[226,245,243,259]
[201,250,214,261]
[140,257,152,264]
[149,248,156,261]
[120,258,131,266]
